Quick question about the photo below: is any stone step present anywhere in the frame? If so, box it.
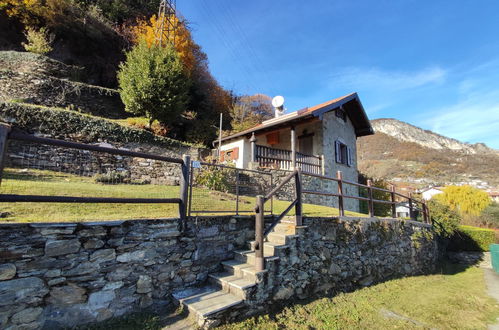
[268,222,297,235]
[247,241,289,255]
[208,272,256,299]
[221,259,266,282]
[267,233,299,245]
[172,286,243,324]
[234,249,279,265]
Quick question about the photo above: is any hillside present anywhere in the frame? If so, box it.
[357,118,499,189]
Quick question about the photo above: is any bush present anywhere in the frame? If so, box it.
[118,40,190,128]
[195,160,234,193]
[94,171,129,184]
[481,202,499,229]
[447,225,497,252]
[22,27,54,55]
[428,199,461,239]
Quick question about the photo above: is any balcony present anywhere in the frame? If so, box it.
[255,145,322,174]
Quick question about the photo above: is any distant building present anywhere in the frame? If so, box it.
[420,187,444,201]
[488,191,499,203]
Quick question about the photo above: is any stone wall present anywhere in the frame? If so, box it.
[6,138,204,186]
[259,217,437,306]
[0,217,255,329]
[0,70,125,118]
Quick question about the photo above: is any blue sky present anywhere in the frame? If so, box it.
[178,0,499,149]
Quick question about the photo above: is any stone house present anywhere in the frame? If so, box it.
[215,93,373,185]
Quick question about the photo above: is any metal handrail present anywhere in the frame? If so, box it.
[254,168,302,271]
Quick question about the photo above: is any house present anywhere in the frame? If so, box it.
[215,93,373,184]
[420,187,444,201]
[488,191,499,203]
[395,201,419,219]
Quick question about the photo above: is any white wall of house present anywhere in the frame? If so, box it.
[422,188,443,201]
[219,139,250,169]
[396,204,410,218]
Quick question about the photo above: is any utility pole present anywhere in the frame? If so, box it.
[218,113,223,162]
[156,0,177,47]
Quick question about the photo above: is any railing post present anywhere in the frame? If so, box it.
[235,168,240,215]
[390,185,396,218]
[294,168,302,226]
[250,133,257,163]
[0,124,11,185]
[290,126,296,170]
[367,179,374,217]
[179,154,190,227]
[337,171,345,217]
[255,195,265,271]
[408,193,414,220]
[426,202,431,225]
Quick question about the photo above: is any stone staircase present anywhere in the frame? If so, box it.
[172,218,302,328]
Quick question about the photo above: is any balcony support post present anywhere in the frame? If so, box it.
[291,126,296,170]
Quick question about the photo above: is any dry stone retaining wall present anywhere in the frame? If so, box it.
[0,217,254,329]
[0,216,437,329]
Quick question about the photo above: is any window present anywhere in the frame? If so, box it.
[335,108,347,122]
[335,140,353,166]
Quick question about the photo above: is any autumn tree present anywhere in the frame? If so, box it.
[434,185,491,217]
[117,39,189,127]
[229,94,274,133]
[131,13,233,144]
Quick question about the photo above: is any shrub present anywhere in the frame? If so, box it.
[428,199,461,239]
[22,27,54,55]
[118,39,190,128]
[125,117,169,137]
[94,171,130,184]
[195,160,234,193]
[447,225,497,252]
[481,202,499,229]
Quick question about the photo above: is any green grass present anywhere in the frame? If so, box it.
[0,168,363,222]
[222,264,499,330]
[81,264,499,330]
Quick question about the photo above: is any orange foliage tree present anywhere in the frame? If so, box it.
[131,13,233,145]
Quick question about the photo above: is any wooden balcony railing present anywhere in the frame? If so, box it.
[255,145,321,174]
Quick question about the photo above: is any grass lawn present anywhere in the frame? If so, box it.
[82,264,499,330]
[0,168,364,222]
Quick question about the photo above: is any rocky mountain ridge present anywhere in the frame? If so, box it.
[358,119,499,190]
[371,118,497,155]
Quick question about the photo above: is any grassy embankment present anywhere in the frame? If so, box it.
[82,264,499,330]
[0,168,365,222]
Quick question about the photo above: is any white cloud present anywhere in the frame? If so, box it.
[328,66,447,92]
[421,90,499,149]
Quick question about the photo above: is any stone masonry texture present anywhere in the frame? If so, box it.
[0,216,437,329]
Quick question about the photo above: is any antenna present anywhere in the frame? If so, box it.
[272,95,285,118]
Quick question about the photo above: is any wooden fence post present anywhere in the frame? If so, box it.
[179,154,190,226]
[426,202,431,224]
[255,195,265,271]
[0,124,11,185]
[367,179,374,217]
[408,193,414,220]
[337,171,345,217]
[295,168,302,226]
[390,185,396,218]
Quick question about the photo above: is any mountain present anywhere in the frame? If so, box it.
[357,118,499,190]
[371,118,497,155]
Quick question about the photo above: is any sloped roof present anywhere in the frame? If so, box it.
[217,92,373,144]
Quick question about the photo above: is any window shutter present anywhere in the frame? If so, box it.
[347,147,352,167]
[220,151,225,162]
[231,147,239,160]
[335,140,341,163]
